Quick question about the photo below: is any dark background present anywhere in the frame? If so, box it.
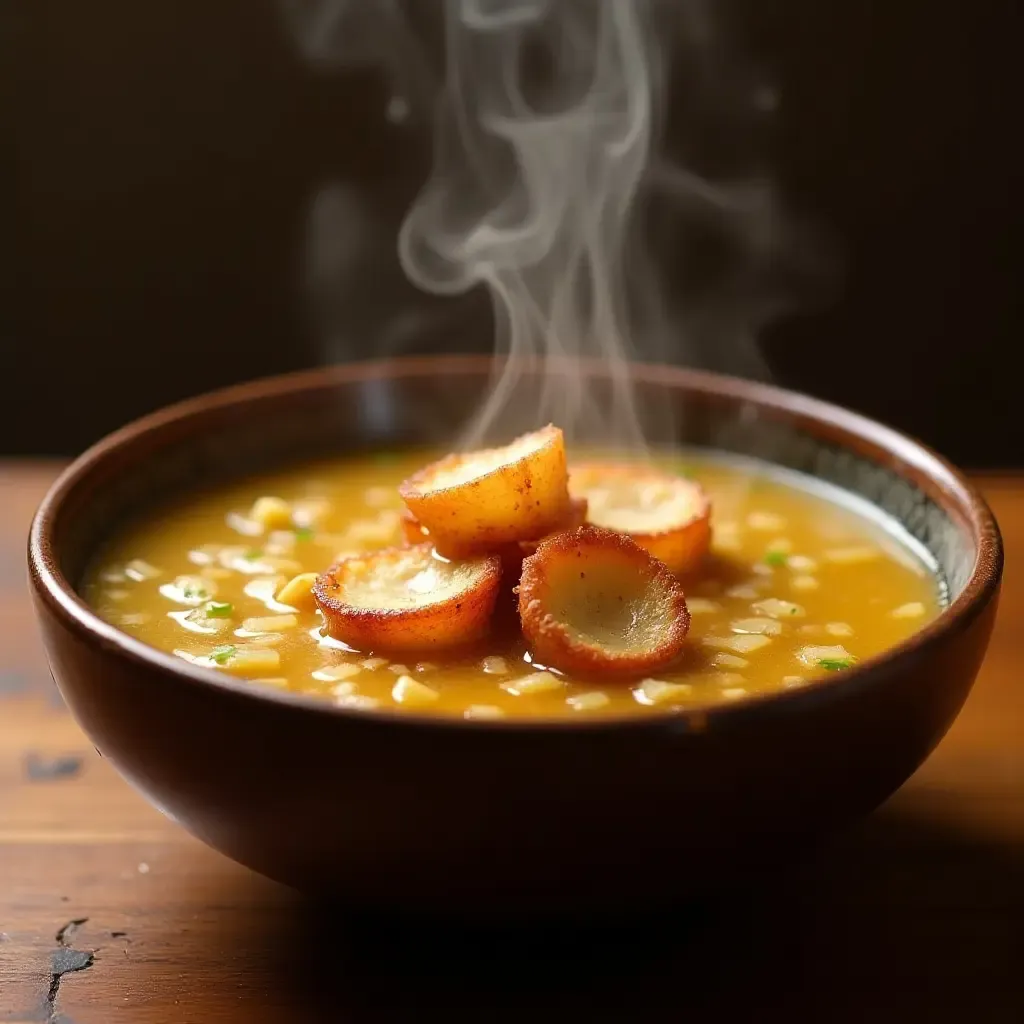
[5,1,1022,465]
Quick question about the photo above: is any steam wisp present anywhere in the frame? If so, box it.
[283,0,812,452]
[397,0,656,450]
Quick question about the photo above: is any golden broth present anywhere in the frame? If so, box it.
[82,451,941,719]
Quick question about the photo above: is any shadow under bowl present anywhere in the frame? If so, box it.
[27,358,1003,918]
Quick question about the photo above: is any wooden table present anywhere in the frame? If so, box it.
[1,464,1021,1024]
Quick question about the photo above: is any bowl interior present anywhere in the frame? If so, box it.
[49,360,978,609]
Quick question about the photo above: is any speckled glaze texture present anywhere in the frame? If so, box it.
[28,359,1003,919]
[705,415,972,595]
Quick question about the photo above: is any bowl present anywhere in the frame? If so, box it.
[28,358,1003,918]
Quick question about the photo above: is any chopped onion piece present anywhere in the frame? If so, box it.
[786,554,818,572]
[747,511,787,531]
[241,613,297,634]
[312,663,362,683]
[824,546,880,565]
[568,691,611,711]
[730,617,783,637]
[712,653,749,669]
[634,678,693,705]
[501,671,563,696]
[798,644,856,671]
[335,693,381,710]
[464,704,506,720]
[703,634,773,654]
[392,675,439,706]
[124,559,162,582]
[891,602,926,619]
[159,575,217,607]
[791,575,820,591]
[751,598,805,619]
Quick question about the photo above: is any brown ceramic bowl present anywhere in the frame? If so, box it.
[28,358,1002,918]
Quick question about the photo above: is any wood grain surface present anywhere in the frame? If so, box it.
[1,465,1021,1023]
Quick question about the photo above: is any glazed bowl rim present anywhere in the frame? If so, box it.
[27,355,1004,733]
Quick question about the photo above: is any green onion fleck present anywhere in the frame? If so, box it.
[205,601,233,619]
[210,645,237,665]
[294,526,314,542]
[242,548,262,561]
[764,550,788,567]
[818,657,854,671]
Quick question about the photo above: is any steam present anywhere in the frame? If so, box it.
[283,0,816,452]
[398,1,658,450]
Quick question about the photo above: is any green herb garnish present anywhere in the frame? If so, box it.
[764,550,788,567]
[294,526,314,542]
[818,657,854,671]
[242,548,262,560]
[210,645,237,665]
[183,585,208,600]
[204,601,233,619]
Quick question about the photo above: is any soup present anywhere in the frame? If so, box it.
[83,443,941,719]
